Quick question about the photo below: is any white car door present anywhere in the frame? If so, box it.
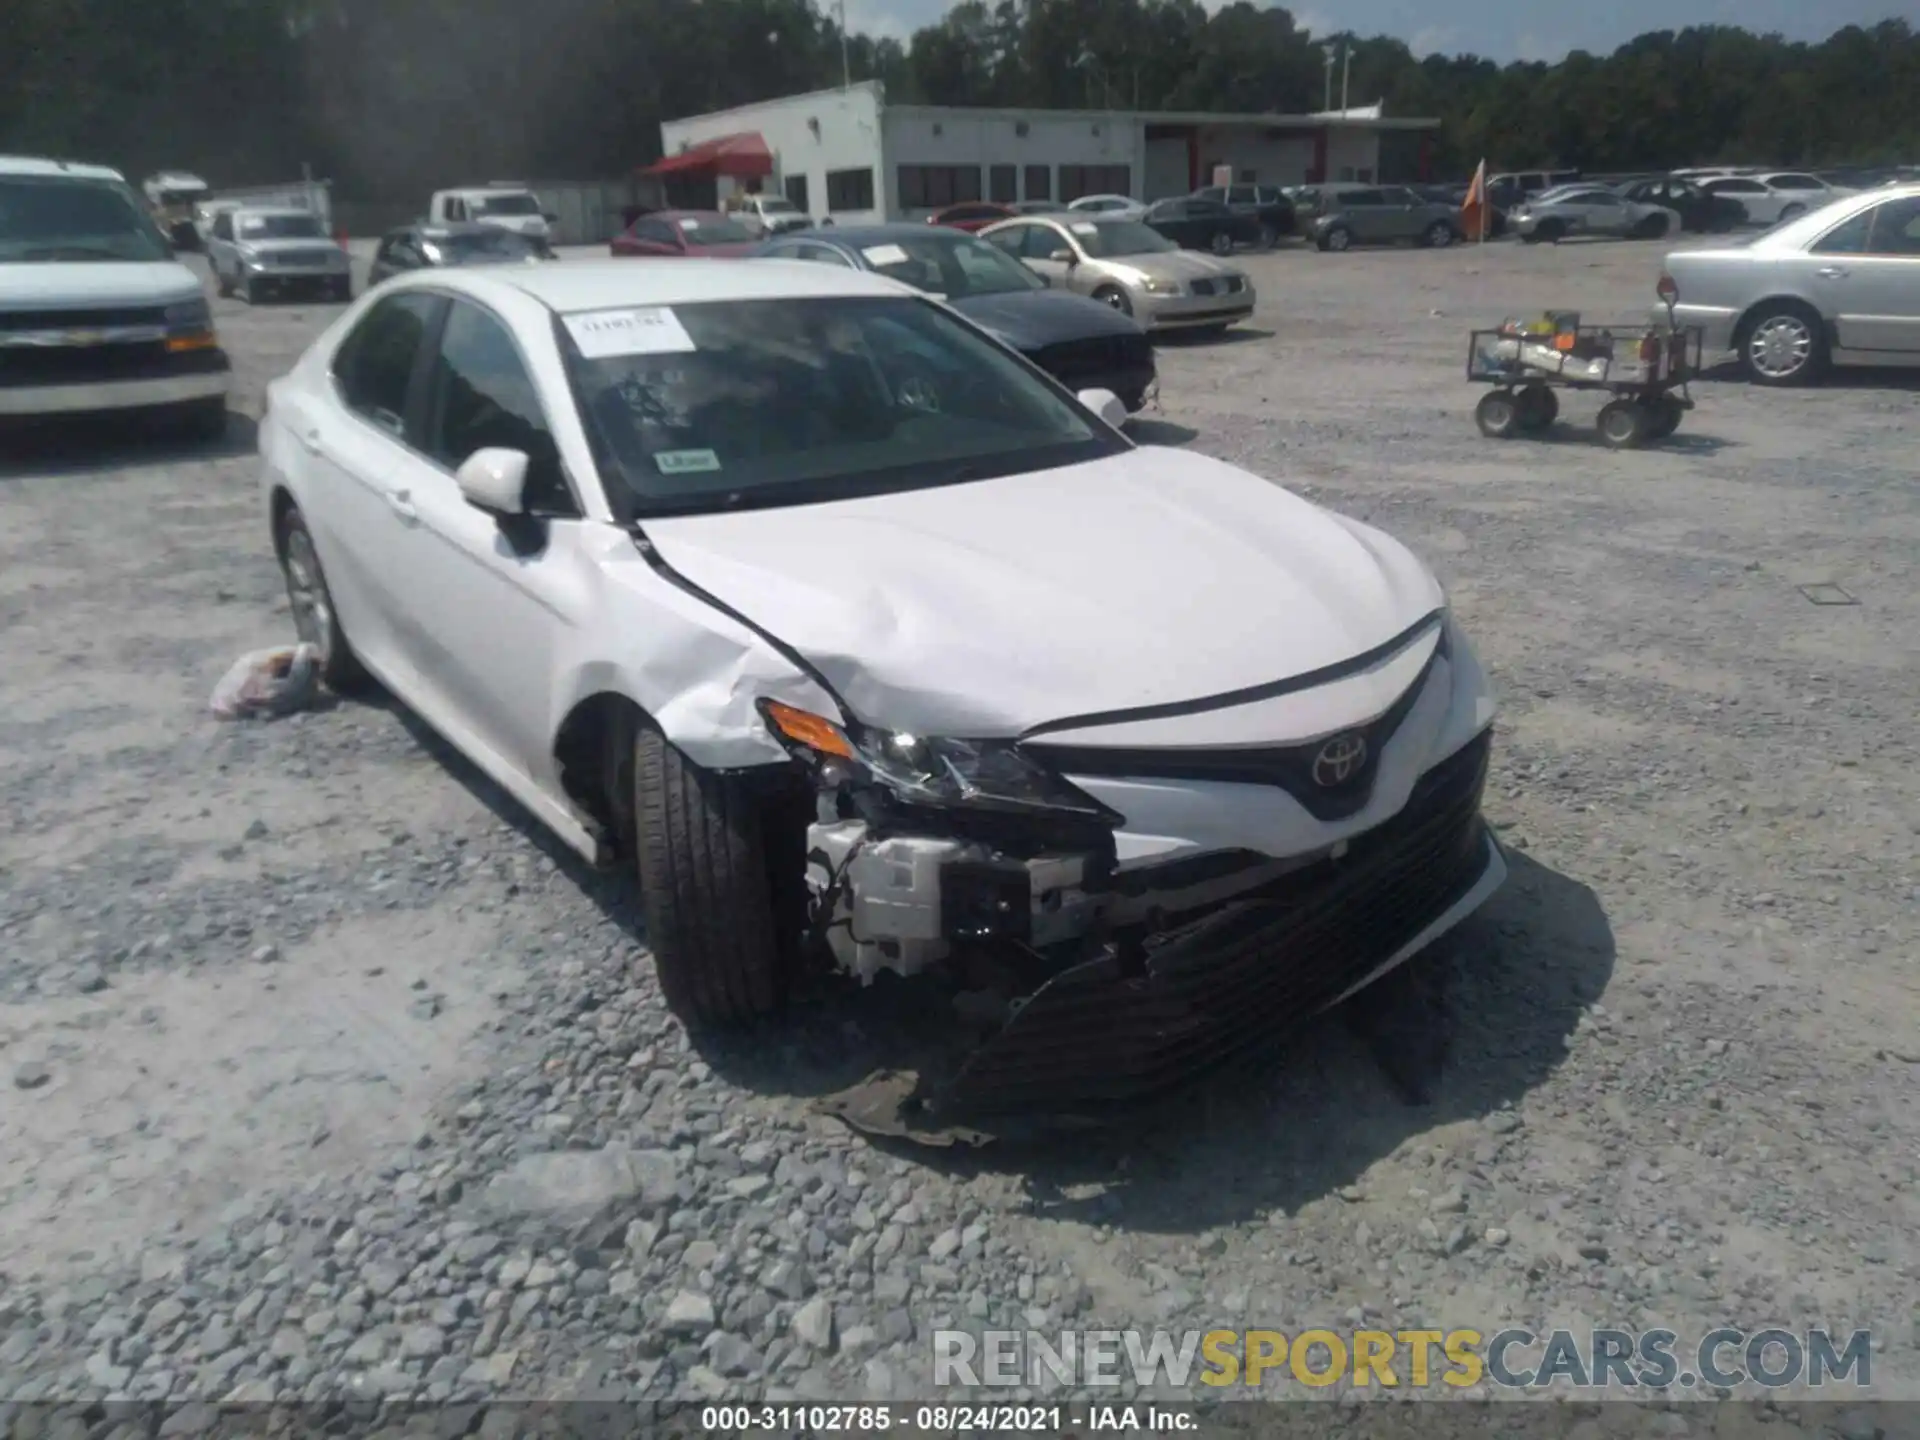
[1822,196,1920,356]
[290,290,449,683]
[375,294,592,781]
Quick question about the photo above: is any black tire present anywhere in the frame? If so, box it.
[214,264,233,299]
[1535,219,1566,244]
[175,397,229,444]
[1475,390,1519,439]
[1092,284,1132,316]
[240,272,257,305]
[1648,398,1684,439]
[1515,384,1558,431]
[1596,399,1650,449]
[1736,302,1828,387]
[1210,230,1235,256]
[632,725,785,1025]
[1321,225,1353,253]
[275,503,369,693]
[1423,221,1456,248]
[1257,222,1278,250]
[1779,203,1806,223]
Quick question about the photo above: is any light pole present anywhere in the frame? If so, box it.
[1340,41,1352,112]
[1322,46,1334,112]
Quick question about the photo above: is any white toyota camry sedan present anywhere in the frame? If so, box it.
[258,258,1505,1116]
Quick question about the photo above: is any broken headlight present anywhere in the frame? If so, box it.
[760,701,1118,822]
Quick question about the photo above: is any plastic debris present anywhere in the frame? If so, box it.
[210,644,322,720]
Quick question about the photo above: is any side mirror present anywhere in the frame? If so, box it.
[455,447,529,515]
[1050,249,1077,265]
[1076,388,1128,429]
[544,212,559,225]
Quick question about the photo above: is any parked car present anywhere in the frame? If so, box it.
[1068,194,1147,221]
[255,258,1505,1115]
[926,202,1017,233]
[1657,183,1920,386]
[725,193,813,237]
[1616,177,1747,233]
[1012,200,1071,215]
[1141,197,1260,255]
[1485,169,1581,211]
[1298,184,1464,251]
[207,206,353,303]
[0,153,230,438]
[429,186,555,246]
[1509,185,1683,242]
[1191,183,1297,249]
[980,214,1254,333]
[610,210,759,258]
[367,223,551,286]
[1415,182,1507,239]
[1699,173,1854,228]
[752,224,1156,411]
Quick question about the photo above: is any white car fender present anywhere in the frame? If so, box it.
[547,527,847,772]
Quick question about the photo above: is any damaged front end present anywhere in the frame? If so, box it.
[760,699,1503,1139]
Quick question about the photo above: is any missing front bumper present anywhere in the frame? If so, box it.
[813,732,1500,1130]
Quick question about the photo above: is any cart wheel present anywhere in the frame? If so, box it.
[1648,398,1684,439]
[1516,384,1558,432]
[1597,400,1650,449]
[1475,390,1520,439]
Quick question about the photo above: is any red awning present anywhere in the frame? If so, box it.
[641,132,774,179]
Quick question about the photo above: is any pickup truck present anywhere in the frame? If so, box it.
[428,186,556,245]
[2,154,230,438]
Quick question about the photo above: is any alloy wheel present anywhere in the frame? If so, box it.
[1747,315,1813,380]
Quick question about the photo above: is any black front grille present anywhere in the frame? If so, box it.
[1028,650,1438,822]
[1031,333,1154,390]
[936,731,1495,1115]
[0,306,168,332]
[1189,278,1218,296]
[0,343,226,388]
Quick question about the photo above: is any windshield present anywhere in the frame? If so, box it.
[564,295,1121,519]
[1075,220,1176,258]
[854,234,1040,299]
[435,229,541,262]
[678,215,755,243]
[476,193,541,216]
[239,213,324,240]
[758,198,799,214]
[0,175,172,263]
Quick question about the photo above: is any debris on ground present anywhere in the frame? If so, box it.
[208,644,322,720]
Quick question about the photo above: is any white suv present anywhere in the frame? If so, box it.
[0,155,230,436]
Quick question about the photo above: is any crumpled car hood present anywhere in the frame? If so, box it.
[640,446,1443,738]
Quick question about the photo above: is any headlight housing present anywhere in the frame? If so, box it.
[759,701,1119,822]
[1142,277,1183,295]
[163,296,217,352]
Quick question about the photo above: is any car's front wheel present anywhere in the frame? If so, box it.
[1092,284,1132,315]
[632,725,788,1025]
[1423,221,1456,248]
[1210,231,1234,256]
[1320,225,1353,252]
[276,502,368,692]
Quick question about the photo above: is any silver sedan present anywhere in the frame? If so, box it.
[979,215,1255,333]
[1511,185,1682,243]
[1657,183,1920,385]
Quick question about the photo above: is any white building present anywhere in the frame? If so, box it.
[651,81,1441,223]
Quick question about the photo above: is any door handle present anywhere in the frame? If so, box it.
[386,489,418,522]
[1815,266,1849,279]
[297,428,322,455]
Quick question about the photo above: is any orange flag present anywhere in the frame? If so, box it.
[1461,158,1489,242]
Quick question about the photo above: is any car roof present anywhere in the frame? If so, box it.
[234,206,316,221]
[766,224,967,247]
[0,154,126,182]
[473,257,913,313]
[652,209,725,222]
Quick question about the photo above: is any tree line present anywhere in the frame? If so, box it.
[2,0,1915,200]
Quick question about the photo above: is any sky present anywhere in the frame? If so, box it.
[837,0,1919,65]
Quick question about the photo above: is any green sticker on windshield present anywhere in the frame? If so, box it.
[655,449,721,474]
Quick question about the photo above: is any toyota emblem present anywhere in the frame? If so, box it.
[1311,732,1368,787]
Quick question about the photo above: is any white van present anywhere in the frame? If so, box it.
[427,185,554,245]
[2,155,230,436]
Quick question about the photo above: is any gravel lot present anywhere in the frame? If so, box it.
[2,235,1916,1420]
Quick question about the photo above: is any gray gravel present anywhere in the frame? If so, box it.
[0,237,1916,1416]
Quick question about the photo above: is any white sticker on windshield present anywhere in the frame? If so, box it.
[655,448,720,474]
[861,243,910,266]
[679,217,701,230]
[1070,222,1099,235]
[564,306,696,359]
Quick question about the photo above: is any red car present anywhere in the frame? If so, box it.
[927,202,1017,233]
[610,209,760,258]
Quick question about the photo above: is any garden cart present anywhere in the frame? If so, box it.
[1466,309,1703,449]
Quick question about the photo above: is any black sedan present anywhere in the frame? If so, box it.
[1142,197,1262,256]
[1191,183,1297,248]
[1617,177,1748,233]
[752,224,1157,411]
[367,222,552,285]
